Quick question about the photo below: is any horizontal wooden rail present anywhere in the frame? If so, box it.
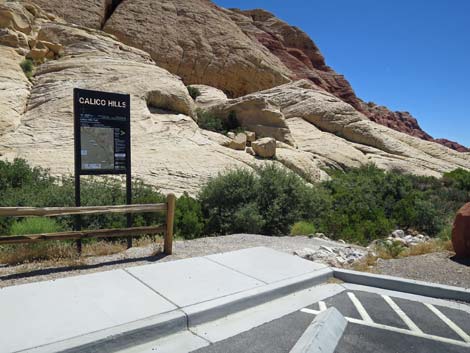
[0,194,176,255]
[0,203,166,217]
[0,226,166,245]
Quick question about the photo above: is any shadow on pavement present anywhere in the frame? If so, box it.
[0,252,169,282]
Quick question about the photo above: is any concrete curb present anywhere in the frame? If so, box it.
[185,267,334,327]
[333,268,470,303]
[27,268,334,353]
[289,307,347,353]
[25,310,187,353]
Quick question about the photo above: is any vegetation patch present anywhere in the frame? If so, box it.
[187,86,201,100]
[1,159,469,265]
[196,109,240,135]
[290,221,316,236]
[20,59,34,80]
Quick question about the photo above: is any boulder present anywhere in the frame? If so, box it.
[192,84,228,109]
[252,137,276,158]
[27,47,49,61]
[209,96,294,145]
[228,133,247,151]
[452,203,470,258]
[392,230,405,238]
[245,131,256,143]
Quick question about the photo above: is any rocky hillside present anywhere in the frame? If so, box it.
[1,0,469,196]
[23,0,467,152]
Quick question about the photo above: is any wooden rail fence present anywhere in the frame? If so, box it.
[0,194,176,255]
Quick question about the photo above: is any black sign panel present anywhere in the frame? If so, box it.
[74,88,131,175]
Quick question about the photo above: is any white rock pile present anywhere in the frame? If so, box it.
[384,229,431,247]
[294,244,366,267]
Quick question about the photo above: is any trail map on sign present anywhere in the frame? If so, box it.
[80,127,115,170]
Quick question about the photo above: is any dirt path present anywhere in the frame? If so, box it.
[374,251,470,289]
[1,234,469,290]
[0,234,350,288]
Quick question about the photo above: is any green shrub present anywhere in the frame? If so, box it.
[175,193,205,239]
[290,221,315,236]
[444,168,470,193]
[199,165,330,236]
[10,217,63,235]
[196,110,240,134]
[196,110,226,133]
[232,202,265,234]
[0,159,166,235]
[377,239,406,258]
[187,86,201,100]
[199,168,259,235]
[20,59,34,80]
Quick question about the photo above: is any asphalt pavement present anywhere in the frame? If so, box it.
[194,290,470,353]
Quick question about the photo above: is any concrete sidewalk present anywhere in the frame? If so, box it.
[0,247,328,353]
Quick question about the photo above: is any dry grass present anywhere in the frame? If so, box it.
[352,239,454,273]
[352,253,379,272]
[0,236,163,266]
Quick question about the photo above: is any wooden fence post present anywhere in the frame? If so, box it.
[164,193,176,255]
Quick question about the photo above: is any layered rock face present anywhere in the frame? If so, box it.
[103,0,290,97]
[23,0,468,151]
[1,1,469,197]
[29,0,115,29]
[227,9,469,152]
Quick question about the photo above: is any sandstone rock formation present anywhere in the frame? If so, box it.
[192,84,228,109]
[208,96,295,145]
[29,0,116,29]
[228,133,247,151]
[0,2,324,195]
[226,8,469,152]
[252,138,276,158]
[103,0,290,97]
[452,203,470,258]
[0,1,469,198]
[23,0,468,151]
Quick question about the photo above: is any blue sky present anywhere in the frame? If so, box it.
[214,0,470,147]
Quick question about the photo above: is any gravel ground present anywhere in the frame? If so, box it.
[375,251,470,289]
[0,234,351,288]
[1,234,469,290]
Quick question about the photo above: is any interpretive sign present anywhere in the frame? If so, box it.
[74,88,131,175]
[73,88,133,250]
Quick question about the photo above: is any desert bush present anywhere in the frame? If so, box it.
[232,202,265,234]
[196,110,226,133]
[376,239,406,259]
[175,193,205,239]
[444,168,470,192]
[199,168,259,235]
[196,110,240,134]
[290,221,315,236]
[10,217,63,235]
[20,59,34,80]
[0,159,165,235]
[187,86,201,100]
[199,165,330,236]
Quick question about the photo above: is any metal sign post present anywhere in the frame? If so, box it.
[73,88,132,252]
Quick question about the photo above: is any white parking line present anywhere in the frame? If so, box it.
[301,308,470,349]
[347,292,373,323]
[382,295,423,334]
[319,301,327,311]
[425,303,470,343]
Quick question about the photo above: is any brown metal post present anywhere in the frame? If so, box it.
[164,193,176,255]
